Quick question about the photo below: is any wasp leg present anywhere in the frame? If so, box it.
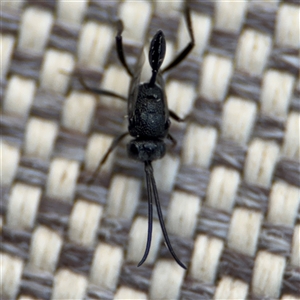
[169,110,186,122]
[167,133,177,148]
[79,76,127,101]
[87,132,128,185]
[115,20,134,77]
[161,5,195,73]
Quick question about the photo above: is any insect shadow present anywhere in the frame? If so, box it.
[82,6,194,269]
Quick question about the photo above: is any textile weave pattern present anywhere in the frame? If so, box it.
[1,1,299,299]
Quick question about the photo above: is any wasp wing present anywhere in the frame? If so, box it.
[127,50,145,119]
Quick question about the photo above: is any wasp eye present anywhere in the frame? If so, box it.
[129,143,139,156]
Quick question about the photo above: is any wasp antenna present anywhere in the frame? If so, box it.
[148,163,186,269]
[137,161,154,267]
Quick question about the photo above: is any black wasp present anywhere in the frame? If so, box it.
[82,6,194,269]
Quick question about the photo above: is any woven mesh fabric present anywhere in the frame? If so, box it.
[1,1,300,299]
